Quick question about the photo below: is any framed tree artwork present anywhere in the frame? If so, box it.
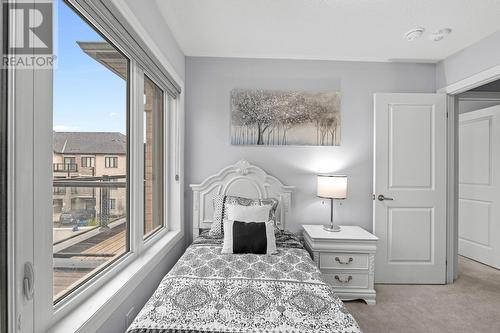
[230,89,341,146]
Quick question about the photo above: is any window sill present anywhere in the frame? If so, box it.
[49,229,183,333]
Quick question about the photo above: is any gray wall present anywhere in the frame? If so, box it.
[185,57,436,235]
[436,30,500,90]
[97,3,186,332]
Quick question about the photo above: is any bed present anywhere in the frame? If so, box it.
[127,160,361,333]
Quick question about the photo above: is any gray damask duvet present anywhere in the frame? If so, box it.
[127,231,361,333]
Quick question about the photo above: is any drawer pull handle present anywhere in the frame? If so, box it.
[335,256,353,264]
[334,275,353,283]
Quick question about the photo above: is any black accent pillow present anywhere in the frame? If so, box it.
[232,221,267,254]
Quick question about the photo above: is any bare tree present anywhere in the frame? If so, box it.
[231,89,340,146]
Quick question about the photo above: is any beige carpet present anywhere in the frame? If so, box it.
[344,256,500,333]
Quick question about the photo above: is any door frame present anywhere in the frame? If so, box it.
[0,1,8,331]
[439,65,500,283]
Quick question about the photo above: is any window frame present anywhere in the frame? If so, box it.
[80,156,95,168]
[49,2,132,306]
[143,75,167,240]
[104,156,119,168]
[0,2,7,329]
[63,156,76,171]
[54,0,183,327]
[6,0,184,331]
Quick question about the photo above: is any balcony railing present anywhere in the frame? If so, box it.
[53,163,78,173]
[53,175,126,230]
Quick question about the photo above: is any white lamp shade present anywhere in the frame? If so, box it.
[317,175,347,199]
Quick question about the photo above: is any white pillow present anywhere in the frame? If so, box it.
[222,219,277,255]
[226,203,272,222]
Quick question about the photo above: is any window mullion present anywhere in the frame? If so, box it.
[130,61,145,253]
[164,95,171,231]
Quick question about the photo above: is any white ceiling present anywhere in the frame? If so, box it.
[155,0,500,63]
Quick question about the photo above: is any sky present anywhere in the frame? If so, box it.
[53,0,127,134]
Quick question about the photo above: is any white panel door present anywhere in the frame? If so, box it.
[374,93,447,284]
[459,105,500,269]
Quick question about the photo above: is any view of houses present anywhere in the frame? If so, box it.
[52,131,127,228]
[52,131,128,299]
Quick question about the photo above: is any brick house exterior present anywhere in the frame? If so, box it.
[52,132,127,224]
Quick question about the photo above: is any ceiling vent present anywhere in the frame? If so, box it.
[405,27,425,41]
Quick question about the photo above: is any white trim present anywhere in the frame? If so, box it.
[438,63,500,95]
[10,4,38,327]
[131,61,144,254]
[441,64,500,284]
[446,95,458,284]
[175,93,185,239]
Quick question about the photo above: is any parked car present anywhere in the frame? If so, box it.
[59,209,95,225]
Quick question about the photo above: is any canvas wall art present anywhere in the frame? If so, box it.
[230,89,341,146]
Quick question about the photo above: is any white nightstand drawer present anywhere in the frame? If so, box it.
[319,252,369,270]
[302,225,378,304]
[322,272,369,289]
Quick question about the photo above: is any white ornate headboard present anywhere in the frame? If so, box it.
[190,160,295,238]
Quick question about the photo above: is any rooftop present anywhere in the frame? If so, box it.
[53,131,126,155]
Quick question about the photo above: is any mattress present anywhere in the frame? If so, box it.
[127,231,361,333]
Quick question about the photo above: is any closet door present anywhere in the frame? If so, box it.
[459,105,500,269]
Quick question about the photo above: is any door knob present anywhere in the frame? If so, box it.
[377,194,394,201]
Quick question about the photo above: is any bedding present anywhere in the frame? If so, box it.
[209,195,279,236]
[127,231,361,333]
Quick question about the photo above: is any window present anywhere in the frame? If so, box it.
[53,199,63,214]
[63,156,77,171]
[9,0,182,329]
[52,0,129,303]
[53,187,66,195]
[81,156,95,168]
[105,156,118,168]
[143,76,164,237]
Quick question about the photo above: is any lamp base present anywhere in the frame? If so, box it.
[323,224,341,232]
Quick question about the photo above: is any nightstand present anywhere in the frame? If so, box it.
[302,224,378,305]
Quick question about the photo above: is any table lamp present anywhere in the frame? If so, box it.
[317,175,347,232]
